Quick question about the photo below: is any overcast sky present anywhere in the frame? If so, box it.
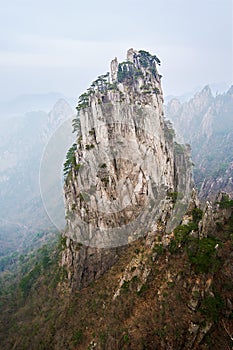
[0,0,232,102]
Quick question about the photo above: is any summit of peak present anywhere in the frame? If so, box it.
[199,85,213,98]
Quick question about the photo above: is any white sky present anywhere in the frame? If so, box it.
[0,0,232,101]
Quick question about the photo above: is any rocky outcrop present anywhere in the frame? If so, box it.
[61,238,120,288]
[199,192,233,238]
[199,162,233,202]
[62,49,192,289]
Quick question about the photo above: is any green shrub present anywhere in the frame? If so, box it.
[200,294,224,322]
[174,222,197,244]
[218,194,233,209]
[72,118,80,133]
[100,163,107,168]
[174,142,185,154]
[74,163,82,172]
[228,213,233,231]
[187,237,220,273]
[19,263,41,298]
[122,280,130,290]
[123,333,130,343]
[216,221,223,231]
[85,144,95,150]
[192,208,203,224]
[72,329,83,345]
[167,191,178,203]
[78,193,85,201]
[153,87,160,94]
[89,129,95,136]
[63,143,77,177]
[137,284,148,296]
[168,238,179,254]
[153,244,165,256]
[101,177,109,184]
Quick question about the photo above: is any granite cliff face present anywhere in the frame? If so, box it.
[165,86,233,201]
[62,49,192,289]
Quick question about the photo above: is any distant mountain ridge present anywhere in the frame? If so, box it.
[164,82,231,104]
[0,99,75,256]
[0,92,76,119]
[165,85,233,201]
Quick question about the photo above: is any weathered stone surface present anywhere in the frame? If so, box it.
[199,192,233,238]
[61,238,120,289]
[62,49,192,289]
[110,57,119,82]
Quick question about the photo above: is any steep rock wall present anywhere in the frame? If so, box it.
[62,49,192,289]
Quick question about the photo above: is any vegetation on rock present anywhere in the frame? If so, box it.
[0,203,232,349]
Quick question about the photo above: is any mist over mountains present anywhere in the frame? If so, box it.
[164,82,230,104]
[0,93,76,119]
[0,48,232,349]
[165,85,233,201]
[0,98,75,256]
[0,84,232,257]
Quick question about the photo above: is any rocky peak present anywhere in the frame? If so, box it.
[40,98,74,144]
[62,49,192,289]
[187,85,213,116]
[48,98,74,126]
[165,86,213,141]
[198,85,213,98]
[109,49,162,102]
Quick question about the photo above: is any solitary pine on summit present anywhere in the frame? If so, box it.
[1,49,232,350]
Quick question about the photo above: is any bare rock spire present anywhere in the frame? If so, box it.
[127,48,137,62]
[110,57,119,82]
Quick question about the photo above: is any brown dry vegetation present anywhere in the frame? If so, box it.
[0,209,232,350]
